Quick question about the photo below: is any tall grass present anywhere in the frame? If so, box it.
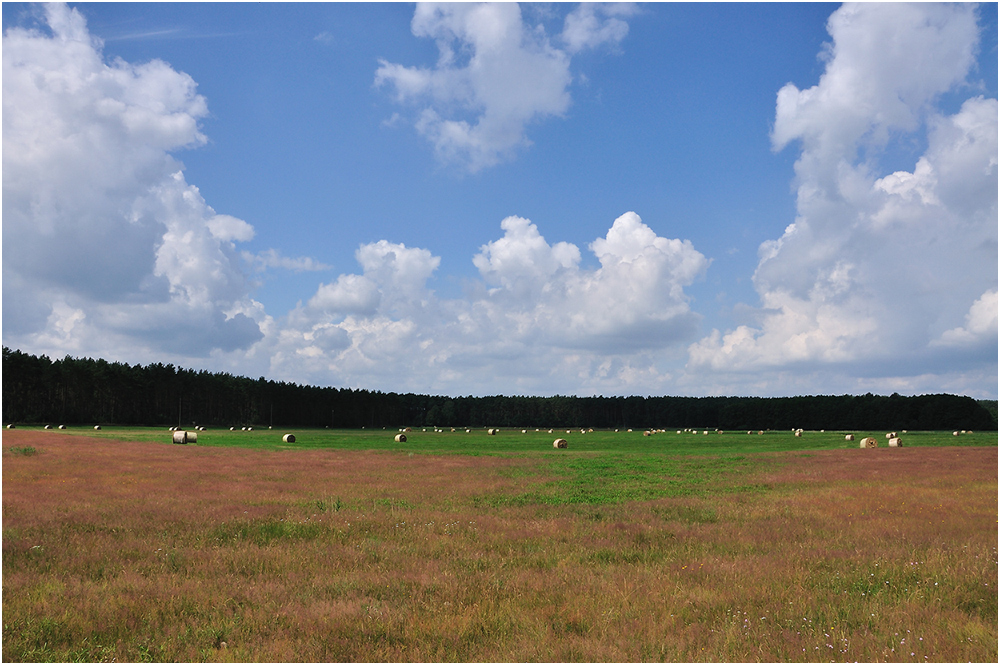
[2,428,996,662]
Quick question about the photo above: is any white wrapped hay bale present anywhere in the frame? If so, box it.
[394,433,407,442]
[845,434,855,441]
[553,438,568,449]
[58,425,66,430]
[94,425,101,430]
[172,430,196,444]
[282,434,296,443]
[888,437,902,447]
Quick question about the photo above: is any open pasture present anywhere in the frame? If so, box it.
[2,427,996,662]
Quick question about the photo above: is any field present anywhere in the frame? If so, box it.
[2,426,997,662]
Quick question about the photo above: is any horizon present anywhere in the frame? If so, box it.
[3,2,997,400]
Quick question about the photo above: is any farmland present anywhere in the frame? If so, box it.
[3,427,997,662]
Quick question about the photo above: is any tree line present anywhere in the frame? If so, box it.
[3,347,996,431]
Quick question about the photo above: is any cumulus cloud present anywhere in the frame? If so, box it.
[688,3,997,392]
[2,3,267,360]
[375,2,633,172]
[935,289,999,348]
[271,212,707,393]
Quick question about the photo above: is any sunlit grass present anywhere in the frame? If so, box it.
[2,428,996,661]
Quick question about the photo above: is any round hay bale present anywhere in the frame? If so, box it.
[187,431,197,443]
[953,431,960,436]
[888,437,902,447]
[860,437,878,448]
[172,430,187,444]
[58,425,66,430]
[522,430,527,434]
[845,434,855,441]
[758,430,763,435]
[282,434,296,443]
[247,427,253,432]
[94,425,101,430]
[553,438,568,449]
[394,433,407,443]
[643,431,651,436]
[5,424,14,429]
[703,430,709,435]
[44,424,52,430]
[795,431,802,437]
[230,427,235,431]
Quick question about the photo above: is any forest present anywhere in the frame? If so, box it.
[3,347,996,431]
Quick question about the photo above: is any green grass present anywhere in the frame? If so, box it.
[4,446,38,456]
[38,424,997,455]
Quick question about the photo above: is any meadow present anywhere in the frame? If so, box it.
[2,426,996,662]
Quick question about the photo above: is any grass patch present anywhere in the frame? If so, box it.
[5,446,38,456]
[2,427,995,662]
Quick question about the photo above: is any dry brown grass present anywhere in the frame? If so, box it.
[2,430,996,662]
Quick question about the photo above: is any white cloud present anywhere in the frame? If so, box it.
[2,3,267,359]
[270,212,707,394]
[560,3,636,54]
[688,3,997,391]
[375,2,632,172]
[935,289,998,348]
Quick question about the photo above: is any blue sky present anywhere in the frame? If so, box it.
[3,2,997,399]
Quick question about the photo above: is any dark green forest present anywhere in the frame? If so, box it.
[3,347,996,431]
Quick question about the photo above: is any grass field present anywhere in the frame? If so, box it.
[2,426,996,661]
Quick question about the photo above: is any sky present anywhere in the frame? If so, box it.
[2,2,998,399]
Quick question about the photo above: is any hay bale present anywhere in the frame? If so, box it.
[888,437,902,447]
[58,425,66,430]
[394,433,406,443]
[795,431,802,437]
[5,424,14,429]
[44,424,52,430]
[758,430,763,435]
[282,434,296,443]
[553,438,568,449]
[94,425,101,430]
[845,434,855,441]
[172,430,196,444]
[487,428,497,435]
[953,431,960,436]
[859,437,878,448]
[643,431,651,436]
